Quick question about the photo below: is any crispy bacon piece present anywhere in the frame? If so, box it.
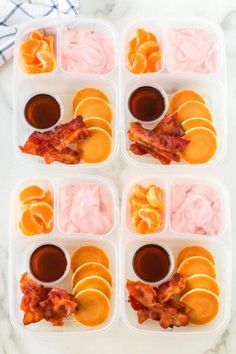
[126,273,190,329]
[153,112,185,137]
[19,116,90,164]
[20,273,77,326]
[128,113,189,164]
[155,273,187,303]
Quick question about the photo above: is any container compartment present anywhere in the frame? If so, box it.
[122,175,168,236]
[122,74,226,167]
[122,236,231,334]
[59,17,118,77]
[122,20,164,76]
[14,18,59,76]
[14,75,119,168]
[9,236,118,333]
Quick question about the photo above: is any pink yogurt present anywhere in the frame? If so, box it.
[61,28,115,74]
[170,182,223,236]
[167,27,220,73]
[58,182,114,235]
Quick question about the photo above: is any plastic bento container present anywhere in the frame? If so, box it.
[121,174,231,335]
[9,175,119,333]
[13,16,119,169]
[121,17,227,168]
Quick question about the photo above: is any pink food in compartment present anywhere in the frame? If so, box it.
[58,182,114,235]
[167,27,219,73]
[170,182,223,235]
[61,28,115,74]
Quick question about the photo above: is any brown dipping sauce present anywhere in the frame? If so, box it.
[30,244,67,283]
[128,86,166,122]
[132,244,171,282]
[24,94,61,129]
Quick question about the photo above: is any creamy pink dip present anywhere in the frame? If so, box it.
[59,183,114,235]
[170,182,223,235]
[61,28,115,74]
[167,27,219,73]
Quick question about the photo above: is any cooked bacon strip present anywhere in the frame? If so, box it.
[19,116,89,164]
[153,111,185,137]
[126,273,189,329]
[20,273,77,326]
[155,273,187,303]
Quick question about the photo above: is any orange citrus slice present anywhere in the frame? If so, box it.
[128,53,147,74]
[136,28,148,46]
[146,185,164,210]
[29,202,53,229]
[19,185,46,204]
[72,88,110,113]
[147,32,157,42]
[74,289,111,326]
[19,209,44,236]
[146,52,162,72]
[37,51,56,72]
[29,30,44,40]
[137,40,160,57]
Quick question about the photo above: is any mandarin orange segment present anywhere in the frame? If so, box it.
[146,185,164,210]
[137,41,160,57]
[29,202,53,230]
[29,30,44,40]
[19,210,44,236]
[20,30,56,74]
[147,32,157,42]
[126,29,161,74]
[136,28,148,46]
[19,185,45,204]
[134,184,148,199]
[129,53,147,74]
[138,207,162,230]
[146,52,162,72]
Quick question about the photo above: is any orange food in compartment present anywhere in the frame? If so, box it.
[73,276,112,299]
[74,289,111,326]
[169,90,206,113]
[70,246,109,273]
[72,88,110,113]
[180,289,219,325]
[71,262,112,288]
[185,274,220,296]
[177,101,212,123]
[77,127,112,164]
[182,127,217,164]
[20,29,56,74]
[18,185,53,236]
[83,117,112,136]
[182,117,216,134]
[176,246,215,269]
[74,97,112,123]
[126,28,162,74]
[177,256,216,278]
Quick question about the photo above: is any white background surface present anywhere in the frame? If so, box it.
[0,0,236,353]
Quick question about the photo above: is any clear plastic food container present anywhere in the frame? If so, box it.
[121,18,227,168]
[9,175,119,333]
[121,174,231,335]
[13,17,119,169]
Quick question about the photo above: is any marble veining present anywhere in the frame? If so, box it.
[0,0,236,353]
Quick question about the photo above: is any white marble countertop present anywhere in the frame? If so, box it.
[0,0,236,353]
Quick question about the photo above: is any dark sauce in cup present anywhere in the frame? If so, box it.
[30,244,67,283]
[132,244,171,282]
[24,94,61,129]
[128,86,166,122]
